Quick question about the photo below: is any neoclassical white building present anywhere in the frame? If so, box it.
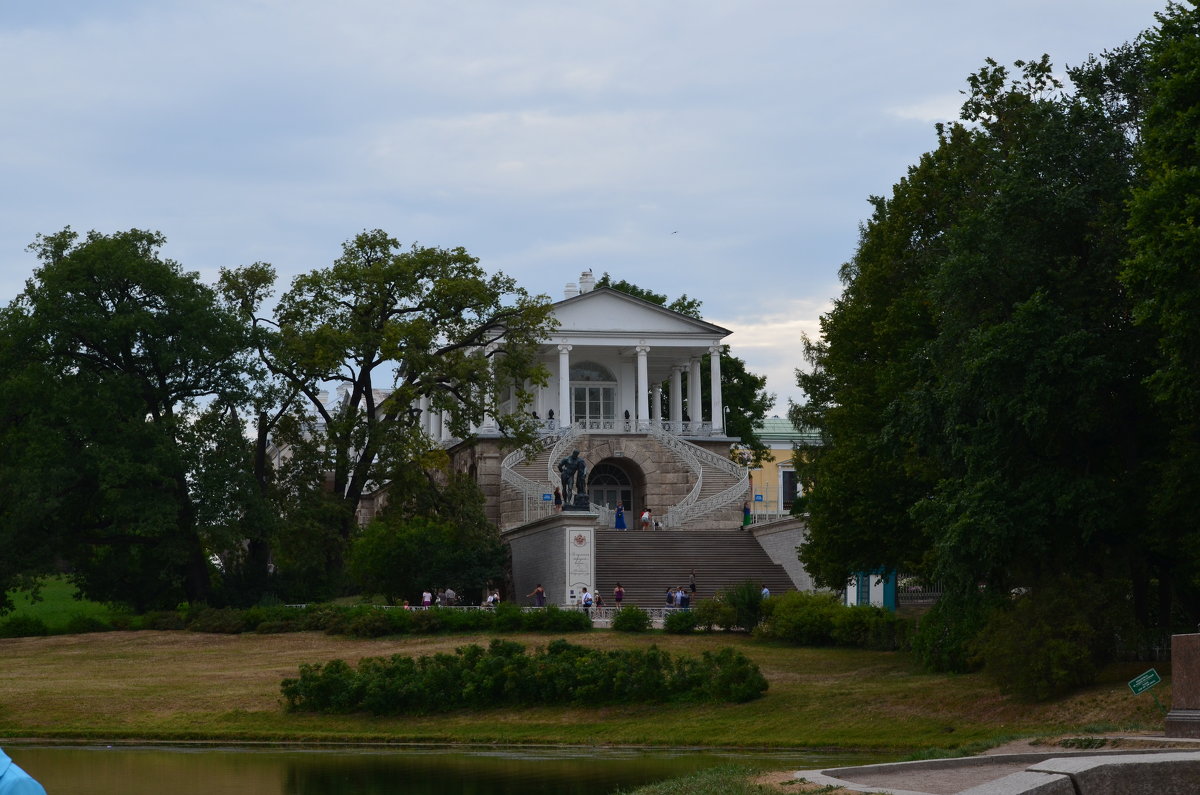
[432,271,749,533]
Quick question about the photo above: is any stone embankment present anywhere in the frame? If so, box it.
[794,741,1200,794]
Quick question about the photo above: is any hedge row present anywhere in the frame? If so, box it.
[755,592,910,650]
[281,638,768,714]
[0,602,591,639]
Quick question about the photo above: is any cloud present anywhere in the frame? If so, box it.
[712,293,836,413]
[888,93,963,124]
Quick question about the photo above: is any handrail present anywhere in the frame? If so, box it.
[500,423,569,496]
[666,471,750,527]
[645,424,704,527]
[648,423,748,528]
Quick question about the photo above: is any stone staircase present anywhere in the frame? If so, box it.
[506,444,556,492]
[592,529,795,607]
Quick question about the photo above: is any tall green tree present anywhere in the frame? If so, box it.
[789,121,982,586]
[1123,0,1200,622]
[222,230,557,577]
[0,229,258,609]
[595,274,774,463]
[792,51,1160,625]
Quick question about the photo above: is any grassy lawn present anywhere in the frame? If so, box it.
[0,627,1168,752]
[4,577,119,631]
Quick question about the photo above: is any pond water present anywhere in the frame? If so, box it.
[9,745,895,794]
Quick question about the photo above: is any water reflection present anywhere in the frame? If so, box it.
[12,745,892,795]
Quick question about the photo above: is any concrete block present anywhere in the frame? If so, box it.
[957,770,1076,794]
[1031,751,1200,794]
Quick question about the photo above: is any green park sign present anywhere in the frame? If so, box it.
[1128,668,1162,696]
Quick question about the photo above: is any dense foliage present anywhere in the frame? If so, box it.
[756,592,907,650]
[0,602,592,638]
[0,228,551,610]
[791,4,1200,682]
[281,638,768,714]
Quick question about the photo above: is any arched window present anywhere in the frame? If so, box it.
[589,461,632,510]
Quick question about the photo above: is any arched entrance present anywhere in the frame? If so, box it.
[588,459,641,511]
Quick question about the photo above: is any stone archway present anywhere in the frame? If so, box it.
[587,457,644,514]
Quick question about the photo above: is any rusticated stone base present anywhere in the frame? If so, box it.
[1166,634,1200,737]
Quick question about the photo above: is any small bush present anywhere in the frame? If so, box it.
[344,608,397,638]
[64,614,113,634]
[300,605,345,632]
[0,615,50,638]
[410,608,444,634]
[612,606,651,632]
[691,599,735,631]
[663,609,697,634]
[521,604,591,632]
[187,607,251,634]
[492,602,524,631]
[719,581,765,631]
[140,610,186,631]
[911,592,1000,673]
[972,583,1128,701]
[757,591,840,645]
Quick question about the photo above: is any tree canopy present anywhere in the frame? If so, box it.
[0,229,260,609]
[789,34,1194,634]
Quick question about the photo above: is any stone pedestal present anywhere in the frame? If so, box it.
[1166,634,1200,737]
[563,494,591,511]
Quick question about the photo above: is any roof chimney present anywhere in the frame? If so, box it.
[578,269,595,294]
[564,282,579,299]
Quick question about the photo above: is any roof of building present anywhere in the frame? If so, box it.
[755,416,822,446]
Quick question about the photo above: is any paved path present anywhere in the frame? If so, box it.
[792,735,1200,794]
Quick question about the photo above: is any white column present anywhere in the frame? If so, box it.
[557,344,572,426]
[419,395,431,435]
[651,383,662,425]
[482,344,498,433]
[635,344,650,431]
[688,357,702,429]
[709,344,724,435]
[439,409,450,441]
[431,405,443,440]
[670,365,683,432]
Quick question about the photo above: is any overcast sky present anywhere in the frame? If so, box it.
[0,1,1166,412]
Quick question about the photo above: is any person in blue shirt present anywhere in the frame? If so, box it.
[0,748,47,795]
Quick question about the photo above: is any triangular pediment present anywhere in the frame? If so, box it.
[550,287,730,337]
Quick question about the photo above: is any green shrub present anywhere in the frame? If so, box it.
[140,610,186,631]
[911,592,1000,673]
[700,647,769,703]
[300,605,345,632]
[830,604,905,650]
[64,614,113,634]
[0,615,50,638]
[691,598,735,631]
[492,602,524,631]
[612,606,651,632]
[663,609,697,634]
[410,608,444,634]
[757,591,839,645]
[281,639,768,714]
[972,583,1128,701]
[523,604,591,632]
[344,608,398,638]
[187,607,251,634]
[719,581,765,631]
